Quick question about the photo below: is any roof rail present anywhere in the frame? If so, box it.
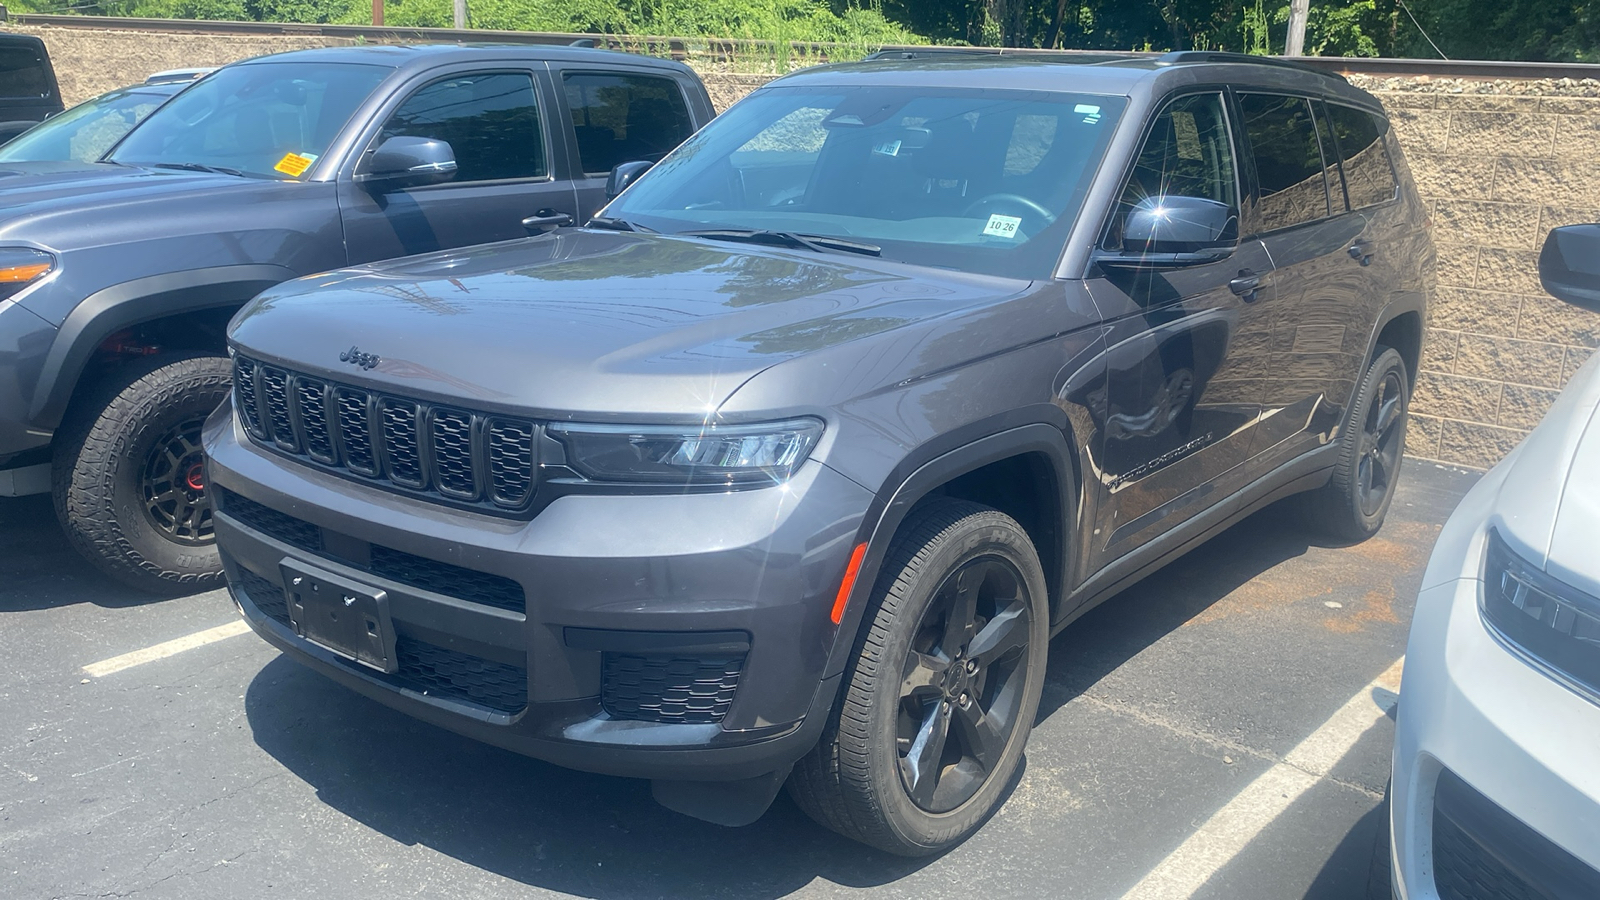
[864,46,1150,64]
[1155,51,1346,80]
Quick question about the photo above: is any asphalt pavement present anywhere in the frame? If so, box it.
[0,460,1480,899]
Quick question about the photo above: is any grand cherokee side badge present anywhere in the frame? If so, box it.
[339,346,381,370]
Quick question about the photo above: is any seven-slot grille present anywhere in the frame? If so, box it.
[233,354,537,512]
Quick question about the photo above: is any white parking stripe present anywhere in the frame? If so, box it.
[1119,658,1404,900]
[81,619,251,678]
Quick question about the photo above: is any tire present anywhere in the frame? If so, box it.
[1301,347,1410,543]
[53,352,231,594]
[788,498,1050,856]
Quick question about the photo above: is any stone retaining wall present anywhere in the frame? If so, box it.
[6,22,1600,469]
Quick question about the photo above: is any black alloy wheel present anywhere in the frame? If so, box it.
[898,557,1033,813]
[1356,370,1405,519]
[1302,346,1410,543]
[140,413,214,545]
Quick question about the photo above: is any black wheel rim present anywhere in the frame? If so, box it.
[141,414,214,546]
[1357,371,1405,517]
[897,556,1033,814]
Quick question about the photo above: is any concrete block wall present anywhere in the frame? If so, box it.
[1349,77,1600,469]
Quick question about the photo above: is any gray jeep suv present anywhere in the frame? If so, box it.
[208,52,1433,854]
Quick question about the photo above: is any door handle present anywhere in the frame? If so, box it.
[1229,269,1261,302]
[1348,240,1375,266]
[522,209,573,233]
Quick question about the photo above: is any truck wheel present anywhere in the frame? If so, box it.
[1301,347,1410,543]
[53,352,231,594]
[788,499,1049,856]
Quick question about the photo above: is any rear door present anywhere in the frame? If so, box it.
[1085,91,1274,570]
[339,66,580,264]
[1235,92,1373,471]
[551,68,700,222]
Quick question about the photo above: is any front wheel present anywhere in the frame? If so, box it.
[788,499,1049,855]
[53,352,231,594]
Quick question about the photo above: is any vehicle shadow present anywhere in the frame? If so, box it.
[0,493,170,611]
[1303,799,1387,899]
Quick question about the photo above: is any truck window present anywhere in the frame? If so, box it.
[0,46,49,99]
[381,73,547,183]
[562,72,694,176]
[1238,94,1333,232]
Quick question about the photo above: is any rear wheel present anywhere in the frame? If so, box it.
[788,499,1049,856]
[53,352,231,594]
[1302,347,1409,543]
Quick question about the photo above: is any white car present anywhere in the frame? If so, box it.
[1388,223,1600,898]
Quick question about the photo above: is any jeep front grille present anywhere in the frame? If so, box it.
[232,354,538,513]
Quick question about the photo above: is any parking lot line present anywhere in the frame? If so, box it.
[81,619,251,678]
[1118,658,1404,900]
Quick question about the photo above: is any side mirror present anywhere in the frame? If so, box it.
[356,136,457,189]
[1124,196,1235,253]
[1538,224,1600,313]
[605,160,652,200]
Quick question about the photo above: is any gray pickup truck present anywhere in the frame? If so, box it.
[0,43,715,591]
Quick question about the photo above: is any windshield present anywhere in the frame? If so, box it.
[0,85,180,163]
[606,86,1126,277]
[109,62,389,179]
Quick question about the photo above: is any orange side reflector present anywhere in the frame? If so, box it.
[830,542,868,625]
[0,262,50,283]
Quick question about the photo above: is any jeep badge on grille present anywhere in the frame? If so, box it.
[339,346,381,370]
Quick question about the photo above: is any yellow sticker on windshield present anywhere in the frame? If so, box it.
[274,152,314,178]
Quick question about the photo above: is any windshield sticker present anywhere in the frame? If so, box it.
[1075,103,1103,125]
[872,139,902,157]
[983,214,1023,239]
[274,152,315,178]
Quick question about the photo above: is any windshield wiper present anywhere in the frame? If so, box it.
[683,229,881,258]
[588,216,656,233]
[151,162,243,177]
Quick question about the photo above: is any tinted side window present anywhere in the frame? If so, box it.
[1104,93,1238,250]
[0,46,49,99]
[381,73,546,183]
[563,73,694,175]
[1239,94,1330,232]
[1326,104,1398,210]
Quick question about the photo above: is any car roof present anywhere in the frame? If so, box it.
[773,50,1383,114]
[231,43,696,77]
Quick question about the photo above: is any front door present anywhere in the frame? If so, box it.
[1085,92,1274,570]
[339,68,579,265]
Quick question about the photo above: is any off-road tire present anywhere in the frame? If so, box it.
[787,498,1049,856]
[53,352,231,594]
[1301,347,1410,543]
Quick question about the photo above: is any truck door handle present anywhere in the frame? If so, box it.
[1229,269,1261,302]
[1348,240,1375,266]
[522,209,573,233]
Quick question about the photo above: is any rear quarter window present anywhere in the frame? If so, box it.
[1325,103,1398,210]
[0,46,50,99]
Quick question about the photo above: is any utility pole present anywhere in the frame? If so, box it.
[1285,0,1309,56]
[453,0,466,30]
[372,0,382,26]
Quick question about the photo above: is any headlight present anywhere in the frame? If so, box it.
[0,248,53,301]
[551,418,823,486]
[1481,528,1600,700]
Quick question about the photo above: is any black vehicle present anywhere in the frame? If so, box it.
[0,44,714,590]
[0,33,63,143]
[208,52,1433,854]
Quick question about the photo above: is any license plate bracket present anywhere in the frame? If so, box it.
[279,559,398,674]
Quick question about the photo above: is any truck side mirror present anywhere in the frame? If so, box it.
[1538,224,1600,313]
[356,136,457,190]
[606,160,652,200]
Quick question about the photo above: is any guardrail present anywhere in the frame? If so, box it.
[8,12,1600,81]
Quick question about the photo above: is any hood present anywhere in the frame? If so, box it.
[229,230,1032,418]
[0,161,247,227]
[1488,351,1600,597]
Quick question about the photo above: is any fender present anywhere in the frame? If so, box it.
[821,416,1081,681]
[28,264,297,430]
[1359,291,1426,390]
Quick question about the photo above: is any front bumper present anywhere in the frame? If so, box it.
[1391,533,1600,898]
[0,300,58,461]
[204,403,872,783]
